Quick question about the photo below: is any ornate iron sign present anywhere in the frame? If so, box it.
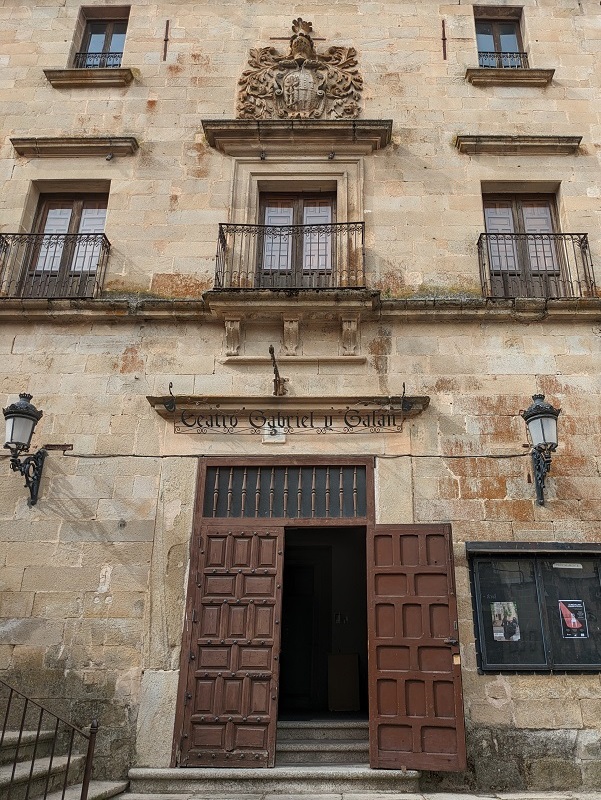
[237,18,363,120]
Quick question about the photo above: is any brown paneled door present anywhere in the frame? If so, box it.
[367,524,466,771]
[178,525,284,767]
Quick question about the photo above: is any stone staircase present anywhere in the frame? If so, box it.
[0,728,127,800]
[123,719,420,797]
[276,718,370,765]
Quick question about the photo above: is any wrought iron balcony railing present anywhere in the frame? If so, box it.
[215,222,365,290]
[73,51,123,69]
[478,232,596,299]
[478,51,529,69]
[0,233,110,300]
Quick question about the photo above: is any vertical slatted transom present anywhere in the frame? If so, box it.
[203,465,367,519]
[180,525,284,768]
[367,524,467,772]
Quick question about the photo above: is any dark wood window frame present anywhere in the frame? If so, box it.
[474,11,527,69]
[21,193,109,296]
[483,193,560,237]
[258,192,337,288]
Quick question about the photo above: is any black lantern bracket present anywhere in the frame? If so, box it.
[521,393,561,506]
[7,447,47,507]
[3,392,46,506]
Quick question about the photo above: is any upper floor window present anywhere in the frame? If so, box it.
[0,193,110,300]
[478,191,595,300]
[73,7,130,69]
[474,8,527,69]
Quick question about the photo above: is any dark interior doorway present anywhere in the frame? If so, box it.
[278,527,368,717]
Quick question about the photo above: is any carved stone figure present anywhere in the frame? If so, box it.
[237,19,363,120]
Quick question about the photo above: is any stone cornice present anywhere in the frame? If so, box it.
[10,136,139,158]
[455,135,582,155]
[43,67,134,88]
[465,67,554,87]
[0,295,599,323]
[200,119,392,156]
[146,393,431,420]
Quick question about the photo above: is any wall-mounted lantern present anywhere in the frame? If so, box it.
[3,393,46,506]
[521,394,561,506]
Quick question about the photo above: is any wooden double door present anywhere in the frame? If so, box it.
[175,522,466,773]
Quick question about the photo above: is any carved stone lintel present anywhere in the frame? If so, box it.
[282,316,300,356]
[341,315,359,356]
[224,316,242,356]
[237,18,363,120]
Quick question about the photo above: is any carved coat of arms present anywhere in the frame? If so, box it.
[237,19,363,120]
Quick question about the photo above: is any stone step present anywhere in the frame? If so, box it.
[276,738,369,765]
[0,730,56,765]
[0,753,85,800]
[45,779,129,800]
[277,720,369,741]
[126,765,420,795]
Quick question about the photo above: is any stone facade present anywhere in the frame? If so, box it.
[1,0,601,790]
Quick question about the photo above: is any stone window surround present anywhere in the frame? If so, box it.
[229,156,364,227]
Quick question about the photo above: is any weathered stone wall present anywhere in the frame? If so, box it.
[1,0,601,789]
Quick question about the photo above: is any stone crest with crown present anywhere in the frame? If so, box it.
[237,19,363,120]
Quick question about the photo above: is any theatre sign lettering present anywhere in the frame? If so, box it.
[147,394,430,436]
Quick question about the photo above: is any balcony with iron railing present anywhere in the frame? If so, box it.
[478,232,596,299]
[215,221,365,290]
[73,51,123,69]
[477,51,529,69]
[0,233,110,300]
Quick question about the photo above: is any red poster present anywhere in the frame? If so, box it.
[559,600,589,639]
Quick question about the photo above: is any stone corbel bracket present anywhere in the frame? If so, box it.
[10,136,140,158]
[455,135,582,156]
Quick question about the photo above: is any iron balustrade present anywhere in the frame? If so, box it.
[478,232,596,299]
[0,233,110,300]
[0,679,98,800]
[215,221,365,290]
[477,51,529,69]
[73,51,123,69]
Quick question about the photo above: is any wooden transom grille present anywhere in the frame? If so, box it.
[203,465,367,519]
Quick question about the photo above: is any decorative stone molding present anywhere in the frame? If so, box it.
[44,67,134,88]
[206,289,378,322]
[224,316,242,356]
[341,314,359,356]
[282,316,300,356]
[10,136,139,158]
[465,67,554,87]
[201,119,391,157]
[455,135,582,155]
[237,18,362,120]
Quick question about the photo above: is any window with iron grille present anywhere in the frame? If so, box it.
[474,8,527,69]
[73,7,130,69]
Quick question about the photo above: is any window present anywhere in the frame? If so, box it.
[470,548,601,672]
[482,193,564,297]
[259,193,335,288]
[73,8,130,69]
[21,194,109,297]
[473,7,526,69]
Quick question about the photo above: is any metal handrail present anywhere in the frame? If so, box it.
[478,232,596,299]
[1,679,98,800]
[477,50,529,69]
[215,221,366,290]
[73,51,123,69]
[0,232,110,300]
